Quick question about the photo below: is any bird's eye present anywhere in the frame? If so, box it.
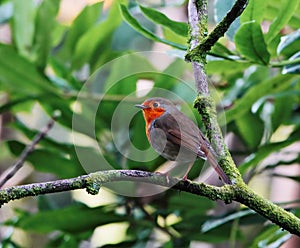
[152,102,159,108]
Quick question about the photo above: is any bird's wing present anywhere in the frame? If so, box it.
[153,112,207,158]
[168,125,231,184]
[154,112,232,184]
[168,128,207,159]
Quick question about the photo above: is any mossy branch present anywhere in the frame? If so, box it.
[186,0,247,183]
[185,0,249,62]
[199,0,248,53]
[0,170,299,235]
[184,0,300,236]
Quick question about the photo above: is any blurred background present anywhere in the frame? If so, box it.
[0,0,299,247]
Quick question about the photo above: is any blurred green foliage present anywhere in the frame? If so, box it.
[0,0,299,247]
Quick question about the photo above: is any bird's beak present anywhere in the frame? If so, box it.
[135,104,147,109]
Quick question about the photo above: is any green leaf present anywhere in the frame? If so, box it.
[222,74,295,124]
[47,233,83,248]
[240,0,268,23]
[11,0,36,58]
[264,1,300,30]
[120,4,186,50]
[239,128,300,174]
[265,0,299,44]
[31,0,59,70]
[249,225,291,248]
[168,192,214,216]
[29,149,84,178]
[72,2,122,70]
[220,65,270,112]
[258,155,300,173]
[103,53,156,93]
[58,2,103,62]
[273,173,300,183]
[207,60,251,75]
[162,27,187,45]
[202,209,255,233]
[0,44,55,94]
[235,111,264,149]
[139,5,188,37]
[277,29,300,55]
[154,58,188,89]
[282,52,300,74]
[210,42,235,57]
[0,95,40,113]
[270,91,297,129]
[235,21,270,65]
[16,204,125,233]
[262,154,300,172]
[7,141,85,178]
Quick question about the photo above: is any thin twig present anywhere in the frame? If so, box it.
[199,0,248,53]
[195,0,249,55]
[0,111,61,188]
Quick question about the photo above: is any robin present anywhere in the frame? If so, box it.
[135,97,231,184]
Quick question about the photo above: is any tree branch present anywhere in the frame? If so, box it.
[0,170,227,205]
[198,0,248,54]
[0,170,299,235]
[182,0,300,237]
[186,0,244,183]
[186,0,249,61]
[187,0,209,95]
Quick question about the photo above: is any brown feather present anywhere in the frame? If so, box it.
[150,112,231,184]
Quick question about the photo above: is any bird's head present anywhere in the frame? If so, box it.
[135,97,177,123]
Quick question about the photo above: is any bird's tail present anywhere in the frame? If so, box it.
[206,151,232,185]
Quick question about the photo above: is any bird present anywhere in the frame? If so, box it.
[135,97,231,184]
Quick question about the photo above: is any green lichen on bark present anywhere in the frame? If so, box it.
[85,172,105,195]
[185,47,206,63]
[1,169,300,234]
[185,0,208,64]
[218,157,242,185]
[180,180,235,204]
[194,0,208,42]
[189,0,249,57]
[193,95,243,184]
[0,185,40,206]
[71,178,85,189]
[193,95,216,141]
[234,185,300,235]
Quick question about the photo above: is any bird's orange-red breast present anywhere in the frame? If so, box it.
[135,97,231,184]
